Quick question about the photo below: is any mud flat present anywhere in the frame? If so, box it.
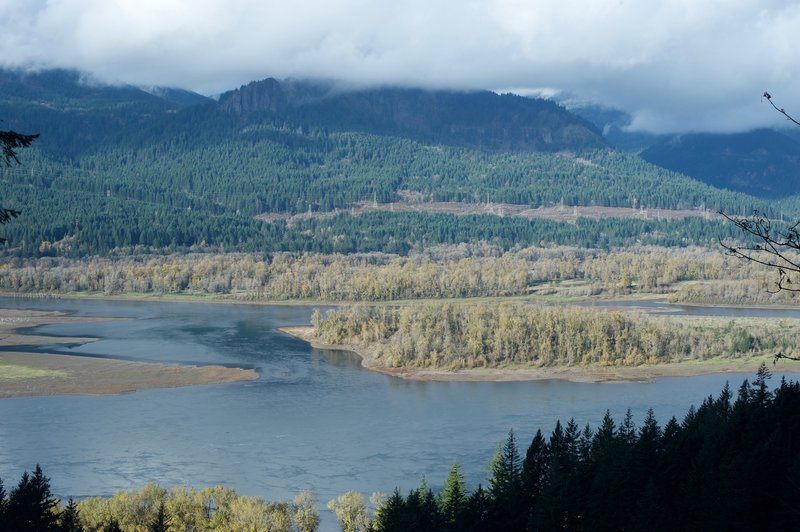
[0,309,257,397]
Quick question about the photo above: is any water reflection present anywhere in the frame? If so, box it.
[314,348,362,368]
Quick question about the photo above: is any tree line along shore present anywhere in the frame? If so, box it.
[0,245,796,306]
[3,244,799,387]
[0,467,322,532]
[309,302,799,371]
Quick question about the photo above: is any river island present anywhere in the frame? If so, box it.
[280,325,787,383]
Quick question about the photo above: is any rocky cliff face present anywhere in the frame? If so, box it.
[217,78,607,152]
[218,78,288,114]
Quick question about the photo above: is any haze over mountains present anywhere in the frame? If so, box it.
[5,68,797,198]
[0,68,789,257]
[640,130,800,199]
[1,69,606,153]
[568,101,800,199]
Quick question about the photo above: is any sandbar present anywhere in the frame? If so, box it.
[0,309,257,397]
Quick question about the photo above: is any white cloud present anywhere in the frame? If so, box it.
[1,0,799,133]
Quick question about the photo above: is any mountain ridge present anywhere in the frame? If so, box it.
[0,67,774,256]
[2,68,607,154]
[216,77,608,152]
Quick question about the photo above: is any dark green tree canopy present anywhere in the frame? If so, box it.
[0,127,37,240]
[6,464,60,531]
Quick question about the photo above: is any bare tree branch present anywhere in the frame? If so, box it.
[775,352,800,364]
[719,94,800,360]
[0,129,39,166]
[763,92,800,127]
[0,126,37,244]
[719,210,800,291]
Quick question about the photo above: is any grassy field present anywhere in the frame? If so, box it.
[0,363,69,380]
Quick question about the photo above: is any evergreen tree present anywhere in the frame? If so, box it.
[618,409,637,447]
[7,465,60,531]
[637,409,662,458]
[577,424,594,467]
[403,485,422,528]
[0,477,7,528]
[464,485,490,532]
[520,429,548,521]
[386,476,443,531]
[633,408,663,501]
[59,498,83,532]
[586,411,630,530]
[439,462,468,531]
[662,416,681,445]
[150,501,168,532]
[657,415,685,523]
[536,420,583,530]
[372,489,407,532]
[752,363,773,406]
[415,476,442,532]
[487,429,523,530]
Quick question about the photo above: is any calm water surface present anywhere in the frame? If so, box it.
[0,296,793,527]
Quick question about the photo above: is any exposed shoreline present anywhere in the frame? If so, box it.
[0,290,329,307]
[279,326,799,383]
[3,296,799,390]
[0,309,257,397]
[4,289,800,312]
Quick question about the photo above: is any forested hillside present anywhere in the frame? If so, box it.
[0,69,776,257]
[641,129,800,198]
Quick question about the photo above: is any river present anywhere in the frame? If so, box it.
[0,296,794,528]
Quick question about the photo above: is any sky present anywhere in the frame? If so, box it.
[1,0,799,134]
